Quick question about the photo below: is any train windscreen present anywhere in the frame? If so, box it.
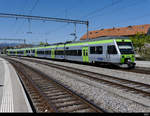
[117,42,134,54]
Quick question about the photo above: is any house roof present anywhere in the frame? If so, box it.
[80,24,150,40]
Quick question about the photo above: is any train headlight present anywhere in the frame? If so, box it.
[127,59,131,62]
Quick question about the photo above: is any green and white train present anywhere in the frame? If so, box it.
[6,37,136,68]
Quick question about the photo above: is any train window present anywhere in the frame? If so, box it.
[32,50,35,53]
[37,51,44,54]
[65,50,81,56]
[18,51,23,54]
[66,50,69,55]
[45,50,51,55]
[107,45,117,54]
[117,42,134,54]
[78,50,82,56]
[96,46,103,54]
[90,46,103,54]
[55,50,64,55]
[90,47,95,54]
[45,51,48,54]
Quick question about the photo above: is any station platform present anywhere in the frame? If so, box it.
[0,57,32,112]
[135,60,150,68]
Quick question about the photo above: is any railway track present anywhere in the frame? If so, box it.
[118,67,150,75]
[12,57,150,102]
[7,56,150,75]
[91,63,150,75]
[5,58,104,113]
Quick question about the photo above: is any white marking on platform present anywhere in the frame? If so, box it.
[0,60,14,112]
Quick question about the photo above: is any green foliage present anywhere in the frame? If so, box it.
[130,33,150,52]
[39,42,48,46]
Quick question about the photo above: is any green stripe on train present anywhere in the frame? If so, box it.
[121,54,135,63]
[66,39,131,47]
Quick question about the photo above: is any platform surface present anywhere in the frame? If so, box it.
[0,57,32,112]
[135,60,150,68]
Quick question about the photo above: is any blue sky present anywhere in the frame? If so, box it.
[0,0,150,44]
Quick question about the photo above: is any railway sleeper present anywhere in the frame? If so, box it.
[49,95,71,100]
[45,91,65,95]
[32,96,41,99]
[46,90,65,95]
[38,85,55,89]
[46,93,67,97]
[52,98,77,104]
[52,98,77,103]
[56,101,82,109]
[28,91,39,95]
[74,108,93,112]
[43,88,59,93]
[32,98,42,102]
[59,104,89,112]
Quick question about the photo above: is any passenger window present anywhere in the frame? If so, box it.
[78,50,82,56]
[96,46,103,54]
[90,47,95,54]
[90,46,103,54]
[107,45,117,54]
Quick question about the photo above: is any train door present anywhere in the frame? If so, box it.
[51,48,55,59]
[35,49,37,57]
[106,45,118,62]
[82,47,89,62]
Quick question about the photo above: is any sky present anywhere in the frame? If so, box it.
[0,0,150,45]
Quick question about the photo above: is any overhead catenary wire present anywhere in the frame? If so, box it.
[29,0,39,15]
[44,0,122,40]
[14,0,40,35]
[80,0,123,20]
[91,0,147,30]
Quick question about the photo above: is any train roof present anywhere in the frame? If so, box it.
[7,36,131,51]
[68,36,129,44]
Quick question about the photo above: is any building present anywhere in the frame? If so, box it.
[80,24,150,40]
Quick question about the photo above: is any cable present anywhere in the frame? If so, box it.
[80,0,123,19]
[11,0,29,34]
[92,0,146,30]
[29,0,39,15]
[15,0,40,34]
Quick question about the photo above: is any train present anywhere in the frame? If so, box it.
[6,37,136,68]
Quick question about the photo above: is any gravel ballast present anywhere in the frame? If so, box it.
[24,57,150,85]
[9,57,150,112]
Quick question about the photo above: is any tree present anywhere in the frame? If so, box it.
[130,32,150,55]
[146,35,150,43]
[39,42,48,46]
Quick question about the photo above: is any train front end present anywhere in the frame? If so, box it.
[116,39,136,68]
